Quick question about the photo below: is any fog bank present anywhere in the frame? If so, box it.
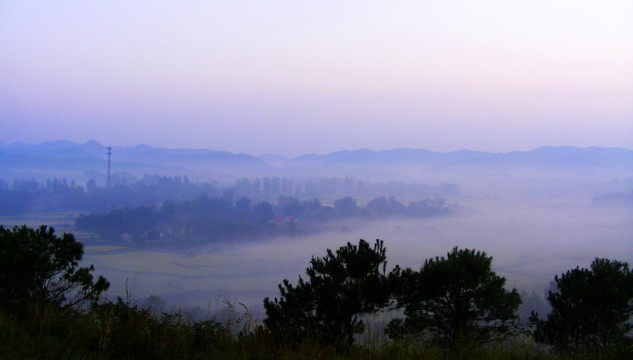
[84,197,632,316]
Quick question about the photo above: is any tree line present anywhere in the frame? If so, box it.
[232,176,461,200]
[0,175,460,216]
[75,194,453,246]
[0,176,220,215]
[2,225,632,357]
[264,238,633,354]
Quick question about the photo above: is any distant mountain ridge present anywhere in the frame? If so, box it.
[1,141,632,183]
[0,140,268,181]
[292,148,486,165]
[285,146,633,171]
[1,140,263,162]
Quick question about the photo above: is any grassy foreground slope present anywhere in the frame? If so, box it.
[1,302,630,360]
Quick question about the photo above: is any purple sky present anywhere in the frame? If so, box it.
[2,1,632,156]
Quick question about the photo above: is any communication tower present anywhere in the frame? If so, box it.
[106,146,112,188]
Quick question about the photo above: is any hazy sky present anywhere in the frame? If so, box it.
[2,1,632,156]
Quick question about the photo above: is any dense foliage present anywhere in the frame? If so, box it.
[0,176,220,215]
[75,194,452,246]
[0,175,460,216]
[0,225,109,313]
[530,258,633,353]
[388,247,522,346]
[264,239,392,346]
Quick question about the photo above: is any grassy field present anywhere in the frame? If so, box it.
[0,211,97,243]
[0,211,78,229]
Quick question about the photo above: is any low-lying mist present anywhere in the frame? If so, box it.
[84,196,632,319]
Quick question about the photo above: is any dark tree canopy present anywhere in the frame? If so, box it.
[0,225,110,313]
[388,247,521,346]
[76,191,453,247]
[263,239,391,346]
[530,258,633,353]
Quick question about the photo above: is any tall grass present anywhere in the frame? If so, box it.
[0,301,630,360]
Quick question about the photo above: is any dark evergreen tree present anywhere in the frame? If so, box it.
[263,239,391,346]
[388,247,521,346]
[0,225,110,313]
[530,258,633,353]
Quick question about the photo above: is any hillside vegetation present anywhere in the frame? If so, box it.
[2,225,633,359]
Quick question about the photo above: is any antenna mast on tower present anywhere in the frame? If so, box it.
[106,146,112,188]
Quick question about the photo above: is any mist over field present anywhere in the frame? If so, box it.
[81,196,633,317]
[2,141,630,319]
[3,2,633,356]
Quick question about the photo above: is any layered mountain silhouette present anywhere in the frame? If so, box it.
[1,141,631,185]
